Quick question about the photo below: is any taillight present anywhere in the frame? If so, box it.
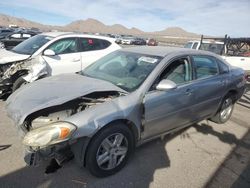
[244,74,250,82]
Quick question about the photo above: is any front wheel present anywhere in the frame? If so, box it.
[12,77,28,92]
[210,95,234,124]
[85,123,134,177]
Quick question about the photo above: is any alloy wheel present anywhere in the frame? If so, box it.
[96,133,128,170]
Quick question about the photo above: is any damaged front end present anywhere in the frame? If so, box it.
[0,62,16,97]
[0,57,49,98]
[21,91,121,168]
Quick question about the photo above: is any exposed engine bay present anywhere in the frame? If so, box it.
[0,62,14,78]
[0,57,49,98]
[1,56,48,80]
[24,91,121,131]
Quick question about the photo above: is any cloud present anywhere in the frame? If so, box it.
[0,0,250,36]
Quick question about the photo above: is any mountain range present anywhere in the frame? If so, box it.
[0,13,200,38]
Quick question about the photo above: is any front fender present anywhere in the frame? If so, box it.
[22,56,50,82]
[2,56,50,83]
[66,98,142,140]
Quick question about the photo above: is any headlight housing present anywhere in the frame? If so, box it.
[23,121,76,147]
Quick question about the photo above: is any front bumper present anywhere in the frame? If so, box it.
[24,147,43,166]
[24,142,74,166]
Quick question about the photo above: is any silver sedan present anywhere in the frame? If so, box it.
[6,46,246,177]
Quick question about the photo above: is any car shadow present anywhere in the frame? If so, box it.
[0,128,188,188]
[190,123,250,187]
[0,144,11,151]
[203,128,250,188]
[193,123,250,150]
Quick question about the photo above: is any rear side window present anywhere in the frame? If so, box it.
[193,56,219,79]
[79,38,111,52]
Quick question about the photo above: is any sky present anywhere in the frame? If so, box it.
[0,0,249,36]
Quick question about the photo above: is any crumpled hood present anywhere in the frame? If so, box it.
[6,73,126,125]
[0,49,30,64]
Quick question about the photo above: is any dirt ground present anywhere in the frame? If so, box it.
[0,86,249,188]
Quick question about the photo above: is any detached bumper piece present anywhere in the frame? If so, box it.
[24,149,41,166]
[0,78,13,98]
[24,144,74,168]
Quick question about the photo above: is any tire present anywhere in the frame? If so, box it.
[210,95,234,124]
[12,77,28,92]
[85,122,134,177]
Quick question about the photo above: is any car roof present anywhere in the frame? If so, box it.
[41,32,73,37]
[188,40,224,44]
[121,46,213,57]
[41,32,116,42]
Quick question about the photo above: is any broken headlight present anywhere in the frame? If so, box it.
[23,121,76,147]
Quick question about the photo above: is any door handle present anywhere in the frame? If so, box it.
[72,58,80,62]
[185,88,193,96]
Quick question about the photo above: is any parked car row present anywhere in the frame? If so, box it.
[115,35,157,46]
[0,27,41,50]
[0,33,246,177]
[0,30,39,50]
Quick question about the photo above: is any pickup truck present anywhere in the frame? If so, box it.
[184,36,250,81]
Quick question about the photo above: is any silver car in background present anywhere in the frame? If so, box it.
[6,47,246,177]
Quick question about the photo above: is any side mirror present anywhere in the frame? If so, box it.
[43,49,56,56]
[156,79,177,91]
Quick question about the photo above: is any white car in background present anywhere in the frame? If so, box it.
[121,37,135,45]
[0,32,121,97]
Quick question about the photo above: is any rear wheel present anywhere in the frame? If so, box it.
[85,123,134,177]
[210,95,234,124]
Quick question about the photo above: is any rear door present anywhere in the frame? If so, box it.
[190,55,228,119]
[78,37,115,69]
[42,37,82,75]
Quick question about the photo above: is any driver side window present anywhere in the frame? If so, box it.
[47,38,78,55]
[151,57,192,90]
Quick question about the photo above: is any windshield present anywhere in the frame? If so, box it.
[11,35,53,55]
[184,42,193,48]
[200,43,224,55]
[83,51,163,92]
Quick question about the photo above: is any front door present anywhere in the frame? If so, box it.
[143,57,195,139]
[42,37,82,75]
